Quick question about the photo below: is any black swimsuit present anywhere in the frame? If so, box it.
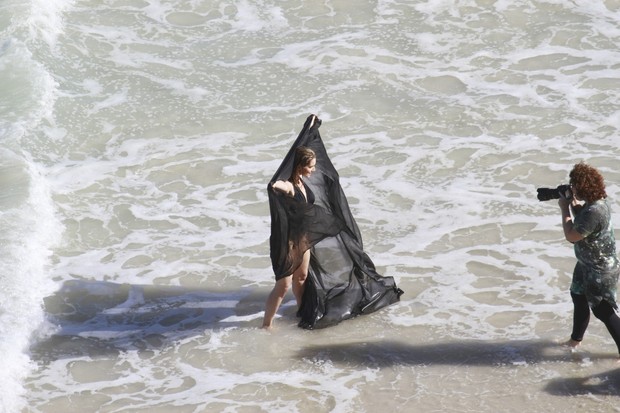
[293,181,315,204]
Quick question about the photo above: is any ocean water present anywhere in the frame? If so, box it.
[2,0,620,412]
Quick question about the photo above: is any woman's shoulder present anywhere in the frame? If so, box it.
[272,180,295,196]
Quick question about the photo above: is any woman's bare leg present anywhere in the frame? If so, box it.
[262,276,292,329]
[292,249,310,308]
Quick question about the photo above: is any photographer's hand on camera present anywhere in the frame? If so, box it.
[558,189,574,210]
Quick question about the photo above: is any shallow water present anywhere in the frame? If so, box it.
[1,0,620,412]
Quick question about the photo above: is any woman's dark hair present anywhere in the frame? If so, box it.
[288,146,315,182]
[569,162,607,203]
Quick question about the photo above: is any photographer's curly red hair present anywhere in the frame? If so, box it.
[569,162,607,203]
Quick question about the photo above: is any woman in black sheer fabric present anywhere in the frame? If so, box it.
[262,114,403,330]
[262,141,318,329]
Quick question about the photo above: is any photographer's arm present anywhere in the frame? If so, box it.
[559,197,584,243]
[570,202,584,215]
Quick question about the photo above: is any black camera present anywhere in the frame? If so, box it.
[537,184,572,201]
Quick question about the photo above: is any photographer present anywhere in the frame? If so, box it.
[558,162,620,357]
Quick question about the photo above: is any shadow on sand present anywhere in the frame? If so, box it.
[544,367,620,396]
[29,279,264,363]
[297,340,620,397]
[31,280,620,398]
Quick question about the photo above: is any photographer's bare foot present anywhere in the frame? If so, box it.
[562,339,581,350]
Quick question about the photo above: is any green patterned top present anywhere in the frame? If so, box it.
[570,199,620,308]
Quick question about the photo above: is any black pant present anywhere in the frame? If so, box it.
[571,292,620,354]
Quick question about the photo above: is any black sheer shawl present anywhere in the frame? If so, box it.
[268,115,403,329]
